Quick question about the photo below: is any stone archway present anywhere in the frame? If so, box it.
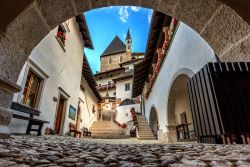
[0,0,250,138]
[149,106,159,139]
[166,74,194,142]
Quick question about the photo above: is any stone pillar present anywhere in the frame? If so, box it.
[165,124,177,143]
[0,77,21,138]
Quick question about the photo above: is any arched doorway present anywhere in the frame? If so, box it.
[167,74,195,142]
[1,1,249,85]
[149,106,159,139]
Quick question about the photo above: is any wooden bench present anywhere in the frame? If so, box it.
[82,127,91,136]
[69,123,82,138]
[11,102,49,136]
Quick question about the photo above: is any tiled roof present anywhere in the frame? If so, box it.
[75,14,94,49]
[82,56,102,101]
[119,58,143,66]
[94,67,125,77]
[101,36,126,57]
[112,70,134,82]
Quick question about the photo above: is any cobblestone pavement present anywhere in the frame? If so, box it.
[1,135,250,167]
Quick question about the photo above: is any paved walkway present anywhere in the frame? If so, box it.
[1,135,250,167]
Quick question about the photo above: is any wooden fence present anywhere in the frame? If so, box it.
[187,62,250,144]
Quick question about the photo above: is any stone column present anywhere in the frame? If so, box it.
[165,124,177,143]
[0,77,21,139]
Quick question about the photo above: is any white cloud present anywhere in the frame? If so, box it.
[130,6,140,12]
[123,34,126,40]
[148,10,153,24]
[119,6,129,23]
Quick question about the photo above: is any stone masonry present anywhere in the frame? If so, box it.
[1,135,250,166]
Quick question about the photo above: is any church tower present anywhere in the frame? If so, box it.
[126,29,132,53]
[125,29,132,60]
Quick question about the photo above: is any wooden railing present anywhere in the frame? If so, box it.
[96,83,116,91]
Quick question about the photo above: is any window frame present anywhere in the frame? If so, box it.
[109,57,112,64]
[22,70,42,108]
[17,60,49,109]
[125,83,131,91]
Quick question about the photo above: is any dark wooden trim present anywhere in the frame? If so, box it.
[11,102,40,116]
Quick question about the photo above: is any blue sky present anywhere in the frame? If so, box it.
[84,6,153,74]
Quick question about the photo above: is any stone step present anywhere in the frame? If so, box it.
[89,121,124,139]
[136,115,155,140]
[138,137,155,140]
[139,132,153,134]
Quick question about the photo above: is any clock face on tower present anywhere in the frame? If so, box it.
[103,103,112,110]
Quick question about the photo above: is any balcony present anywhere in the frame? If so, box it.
[96,83,116,91]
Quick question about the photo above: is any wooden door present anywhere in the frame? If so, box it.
[55,98,65,134]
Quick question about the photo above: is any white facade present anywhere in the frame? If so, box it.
[116,103,140,124]
[10,17,97,135]
[143,22,217,142]
[116,78,133,102]
[78,77,99,129]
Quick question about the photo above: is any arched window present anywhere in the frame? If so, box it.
[109,57,112,64]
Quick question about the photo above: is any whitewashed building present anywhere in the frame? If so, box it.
[94,30,144,125]
[10,15,101,135]
[132,12,217,142]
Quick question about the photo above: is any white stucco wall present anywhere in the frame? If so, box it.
[115,104,140,124]
[10,17,85,135]
[174,84,194,134]
[96,77,116,85]
[78,76,99,129]
[116,78,133,101]
[122,64,134,71]
[143,22,217,135]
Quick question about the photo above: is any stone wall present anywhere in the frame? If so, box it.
[101,52,130,72]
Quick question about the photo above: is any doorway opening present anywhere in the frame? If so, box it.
[167,74,196,142]
[54,95,67,135]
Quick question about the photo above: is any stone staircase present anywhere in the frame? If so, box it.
[136,115,155,140]
[89,121,125,139]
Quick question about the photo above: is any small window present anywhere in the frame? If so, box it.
[109,58,112,64]
[22,70,42,108]
[56,25,67,46]
[114,92,116,96]
[120,56,123,62]
[99,77,102,79]
[110,74,113,77]
[125,83,130,91]
[108,81,112,85]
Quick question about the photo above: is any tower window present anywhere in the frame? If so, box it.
[109,58,112,64]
